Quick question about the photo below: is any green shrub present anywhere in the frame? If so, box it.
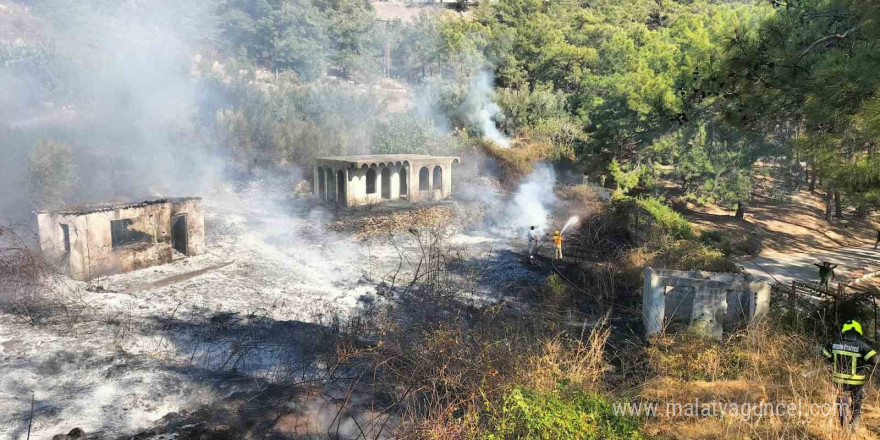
[482,383,647,440]
[609,159,642,194]
[699,229,761,257]
[697,229,731,254]
[635,197,693,240]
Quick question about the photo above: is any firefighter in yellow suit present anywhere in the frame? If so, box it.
[823,320,878,430]
[553,230,563,260]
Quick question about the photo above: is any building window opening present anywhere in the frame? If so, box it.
[111,219,152,249]
[61,224,70,253]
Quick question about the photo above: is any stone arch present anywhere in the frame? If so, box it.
[381,166,392,199]
[399,166,408,196]
[317,167,326,200]
[336,170,345,203]
[366,167,377,194]
[419,167,430,191]
[432,166,442,190]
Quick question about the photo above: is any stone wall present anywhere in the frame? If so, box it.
[37,198,205,281]
[642,266,770,339]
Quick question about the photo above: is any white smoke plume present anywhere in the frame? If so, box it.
[0,0,225,221]
[481,163,557,238]
[464,70,510,148]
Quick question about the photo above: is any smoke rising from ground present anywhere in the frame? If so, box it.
[0,0,223,221]
[504,163,557,234]
[464,163,558,240]
[464,70,510,148]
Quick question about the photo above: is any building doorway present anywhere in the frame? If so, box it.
[419,167,429,191]
[381,167,391,199]
[171,214,188,255]
[326,169,336,202]
[317,168,326,200]
[433,166,442,190]
[336,170,346,204]
[399,167,408,197]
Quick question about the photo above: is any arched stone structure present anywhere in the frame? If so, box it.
[313,155,460,207]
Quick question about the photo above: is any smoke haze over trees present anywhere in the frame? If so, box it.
[2,0,879,221]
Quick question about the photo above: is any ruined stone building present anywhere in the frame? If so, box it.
[313,154,460,207]
[37,198,205,281]
[642,267,771,339]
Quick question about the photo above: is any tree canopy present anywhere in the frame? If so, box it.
[723,0,880,213]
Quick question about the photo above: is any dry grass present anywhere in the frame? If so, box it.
[350,266,617,439]
[633,321,880,439]
[557,184,605,217]
[0,224,50,322]
[481,141,554,189]
[520,327,610,393]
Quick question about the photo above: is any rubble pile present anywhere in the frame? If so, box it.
[326,201,489,236]
[293,179,312,198]
[327,204,456,236]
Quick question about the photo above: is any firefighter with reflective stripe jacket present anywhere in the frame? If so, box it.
[823,320,878,427]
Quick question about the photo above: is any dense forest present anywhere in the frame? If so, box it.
[2,0,879,220]
[3,1,880,438]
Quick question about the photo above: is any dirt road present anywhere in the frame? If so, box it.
[740,245,880,286]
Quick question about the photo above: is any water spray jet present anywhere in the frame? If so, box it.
[560,216,579,235]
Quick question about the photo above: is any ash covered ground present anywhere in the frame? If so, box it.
[0,179,549,439]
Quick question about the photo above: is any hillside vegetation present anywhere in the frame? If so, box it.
[3,0,880,439]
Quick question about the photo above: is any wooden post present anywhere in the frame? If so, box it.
[873,298,878,343]
[833,285,843,335]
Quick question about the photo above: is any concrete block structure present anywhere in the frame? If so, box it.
[37,198,205,281]
[313,154,460,207]
[642,267,771,339]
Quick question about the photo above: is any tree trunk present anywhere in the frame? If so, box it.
[834,191,843,220]
[825,190,833,222]
[856,204,868,219]
[735,201,746,219]
[809,169,817,191]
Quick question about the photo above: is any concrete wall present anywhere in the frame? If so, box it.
[313,157,457,207]
[642,267,771,339]
[37,199,205,281]
[37,212,90,280]
[170,198,206,256]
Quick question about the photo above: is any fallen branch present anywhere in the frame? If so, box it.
[799,24,862,57]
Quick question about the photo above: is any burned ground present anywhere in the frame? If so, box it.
[0,178,556,439]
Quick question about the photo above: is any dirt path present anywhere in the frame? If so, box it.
[740,245,880,286]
